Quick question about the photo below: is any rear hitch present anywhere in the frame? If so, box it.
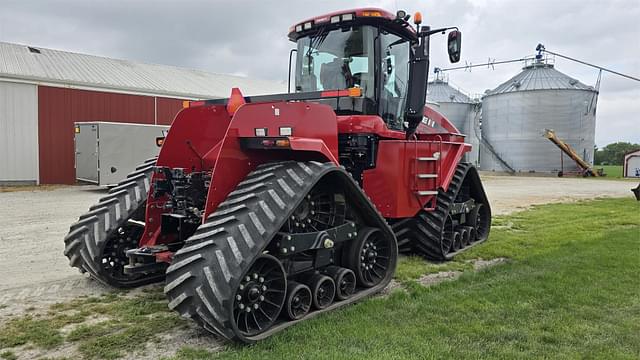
[124,246,171,275]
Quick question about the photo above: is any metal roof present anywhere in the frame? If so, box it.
[0,42,285,99]
[484,61,595,97]
[427,79,473,103]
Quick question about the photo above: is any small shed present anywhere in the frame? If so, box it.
[623,149,640,178]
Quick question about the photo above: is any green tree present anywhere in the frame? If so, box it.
[595,142,640,165]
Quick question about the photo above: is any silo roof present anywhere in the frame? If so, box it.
[484,62,595,97]
[0,41,285,99]
[427,79,473,103]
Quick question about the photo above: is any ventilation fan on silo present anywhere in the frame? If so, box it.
[513,81,521,89]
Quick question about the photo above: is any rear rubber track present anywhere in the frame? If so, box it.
[392,162,491,260]
[63,157,165,287]
[164,160,397,343]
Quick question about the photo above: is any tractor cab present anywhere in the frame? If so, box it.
[289,8,462,134]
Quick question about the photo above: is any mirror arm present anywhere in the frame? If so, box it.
[421,26,458,36]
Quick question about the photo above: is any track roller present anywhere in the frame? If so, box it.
[450,231,461,252]
[307,274,335,310]
[462,226,476,244]
[284,281,312,320]
[323,266,356,301]
[457,226,470,247]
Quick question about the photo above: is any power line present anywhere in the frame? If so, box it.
[434,58,527,73]
[436,44,640,84]
[536,44,640,82]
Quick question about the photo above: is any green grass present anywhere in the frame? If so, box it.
[1,198,638,359]
[179,198,639,359]
[600,165,623,178]
[0,289,185,359]
[0,351,17,360]
[592,164,637,181]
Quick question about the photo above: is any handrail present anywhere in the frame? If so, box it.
[434,135,443,189]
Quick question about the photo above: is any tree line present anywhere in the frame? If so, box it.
[594,142,640,165]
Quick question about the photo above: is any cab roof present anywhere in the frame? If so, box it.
[288,8,417,41]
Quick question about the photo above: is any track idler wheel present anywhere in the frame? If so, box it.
[284,282,312,320]
[233,255,287,337]
[347,227,393,288]
[307,274,335,310]
[323,266,356,301]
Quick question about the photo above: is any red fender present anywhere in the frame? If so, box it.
[203,101,339,218]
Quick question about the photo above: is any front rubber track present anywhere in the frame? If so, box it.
[164,161,397,343]
[63,157,165,288]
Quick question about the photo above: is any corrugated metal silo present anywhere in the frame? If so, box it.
[427,79,480,166]
[480,60,598,173]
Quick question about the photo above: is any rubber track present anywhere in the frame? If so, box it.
[62,157,165,287]
[391,162,489,260]
[164,161,397,343]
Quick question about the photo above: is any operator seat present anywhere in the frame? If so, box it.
[320,58,347,89]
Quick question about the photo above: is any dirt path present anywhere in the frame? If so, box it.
[481,175,635,215]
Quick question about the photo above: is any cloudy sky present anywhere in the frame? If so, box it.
[1,0,638,146]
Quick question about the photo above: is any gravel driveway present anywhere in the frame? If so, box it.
[0,176,635,298]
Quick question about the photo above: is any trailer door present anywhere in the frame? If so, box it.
[74,123,99,183]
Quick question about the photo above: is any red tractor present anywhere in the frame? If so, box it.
[64,8,491,342]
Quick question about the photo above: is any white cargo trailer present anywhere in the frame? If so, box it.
[74,122,168,186]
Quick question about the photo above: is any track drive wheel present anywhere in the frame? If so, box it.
[347,227,393,288]
[233,254,287,337]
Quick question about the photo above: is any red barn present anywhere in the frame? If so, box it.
[0,42,284,184]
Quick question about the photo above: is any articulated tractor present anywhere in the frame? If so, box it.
[64,8,491,342]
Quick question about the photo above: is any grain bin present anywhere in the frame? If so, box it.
[427,79,480,166]
[480,60,598,173]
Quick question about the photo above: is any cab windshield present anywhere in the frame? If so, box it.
[295,26,375,100]
[294,25,410,130]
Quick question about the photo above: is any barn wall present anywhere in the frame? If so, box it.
[38,86,164,184]
[156,97,184,125]
[0,81,39,183]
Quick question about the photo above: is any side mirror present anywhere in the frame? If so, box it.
[447,30,462,63]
